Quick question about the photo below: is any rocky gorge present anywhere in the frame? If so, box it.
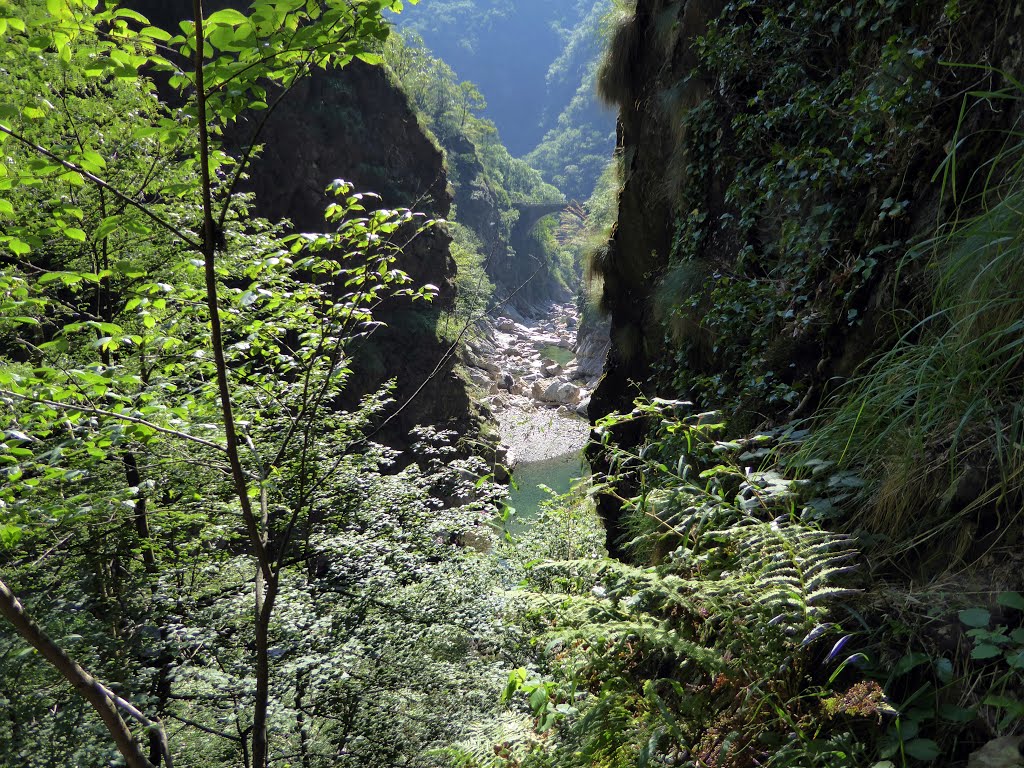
[462,302,608,472]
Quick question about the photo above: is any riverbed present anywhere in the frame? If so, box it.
[463,301,606,521]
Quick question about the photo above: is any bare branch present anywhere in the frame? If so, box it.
[0,577,158,768]
[2,390,227,453]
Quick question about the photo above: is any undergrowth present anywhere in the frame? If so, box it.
[461,398,1023,767]
[797,79,1024,569]
[485,401,882,768]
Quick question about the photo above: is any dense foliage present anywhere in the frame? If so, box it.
[5,1,1023,767]
[0,2,518,766]
[550,0,1024,766]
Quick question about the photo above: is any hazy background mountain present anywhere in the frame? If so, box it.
[392,0,615,199]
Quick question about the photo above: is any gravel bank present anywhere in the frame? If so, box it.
[496,405,590,465]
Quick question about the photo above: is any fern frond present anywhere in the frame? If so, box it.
[425,714,538,768]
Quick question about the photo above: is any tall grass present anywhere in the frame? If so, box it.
[798,84,1024,561]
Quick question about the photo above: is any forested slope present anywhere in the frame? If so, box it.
[0,3,516,766]
[383,32,578,312]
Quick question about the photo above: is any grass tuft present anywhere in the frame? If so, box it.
[798,95,1024,564]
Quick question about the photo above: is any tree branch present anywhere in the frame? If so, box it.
[0,124,201,251]
[1,390,227,453]
[0,577,158,768]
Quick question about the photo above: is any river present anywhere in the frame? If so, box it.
[462,301,605,528]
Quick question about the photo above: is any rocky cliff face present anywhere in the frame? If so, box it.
[442,132,570,314]
[236,62,479,445]
[241,62,455,301]
[588,0,1021,549]
[129,1,480,448]
[591,0,1021,422]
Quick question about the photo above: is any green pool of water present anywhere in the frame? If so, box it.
[540,344,574,367]
[503,451,588,533]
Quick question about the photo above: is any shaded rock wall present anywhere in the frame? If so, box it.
[587,0,1021,554]
[236,62,478,445]
[442,133,570,314]
[129,1,480,448]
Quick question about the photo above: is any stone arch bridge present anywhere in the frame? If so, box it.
[511,201,570,232]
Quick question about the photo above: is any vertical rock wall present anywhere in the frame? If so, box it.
[587,0,1021,553]
[128,1,481,448]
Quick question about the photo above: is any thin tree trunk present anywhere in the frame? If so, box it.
[295,668,312,768]
[190,2,275,764]
[123,450,157,572]
[0,578,157,768]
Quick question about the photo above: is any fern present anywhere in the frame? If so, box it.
[506,401,865,768]
[424,714,538,768]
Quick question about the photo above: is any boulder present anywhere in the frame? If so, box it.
[530,379,548,401]
[495,317,517,332]
[533,379,582,406]
[541,360,563,377]
[466,368,491,389]
[486,393,509,409]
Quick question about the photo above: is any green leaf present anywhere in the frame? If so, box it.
[0,523,22,548]
[113,8,149,23]
[94,215,122,241]
[982,694,1024,711]
[21,106,45,120]
[970,644,1001,660]
[63,227,86,242]
[79,150,106,171]
[37,271,82,285]
[937,704,975,723]
[528,686,547,712]
[996,591,1024,611]
[903,739,941,761]
[7,237,30,255]
[114,261,146,278]
[206,8,249,26]
[501,669,524,704]
[0,199,12,217]
[140,26,172,41]
[60,170,85,187]
[894,652,930,677]
[958,608,990,628]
